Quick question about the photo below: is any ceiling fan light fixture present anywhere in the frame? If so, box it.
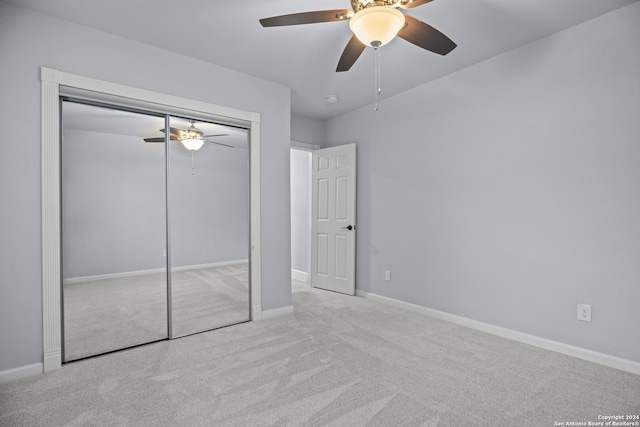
[180,137,205,151]
[349,6,405,47]
[180,120,206,151]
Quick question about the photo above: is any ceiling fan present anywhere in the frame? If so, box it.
[143,120,233,151]
[259,0,457,73]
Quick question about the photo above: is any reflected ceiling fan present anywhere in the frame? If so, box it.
[143,120,233,151]
[259,0,457,73]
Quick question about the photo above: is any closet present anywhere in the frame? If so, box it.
[61,99,250,361]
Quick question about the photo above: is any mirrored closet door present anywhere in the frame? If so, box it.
[61,101,169,361]
[61,101,252,362]
[166,116,250,337]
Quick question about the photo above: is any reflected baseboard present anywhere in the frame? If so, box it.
[64,259,249,285]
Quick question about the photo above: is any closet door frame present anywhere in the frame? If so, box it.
[41,67,263,372]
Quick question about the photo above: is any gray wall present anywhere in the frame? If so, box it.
[62,127,248,279]
[290,149,311,273]
[0,2,291,372]
[292,114,325,147]
[325,4,640,362]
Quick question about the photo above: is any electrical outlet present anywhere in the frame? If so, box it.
[577,304,591,322]
[384,270,391,282]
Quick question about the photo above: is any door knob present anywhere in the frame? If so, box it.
[342,225,354,231]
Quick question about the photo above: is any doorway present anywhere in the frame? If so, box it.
[290,147,313,284]
[61,100,251,362]
[290,143,357,295]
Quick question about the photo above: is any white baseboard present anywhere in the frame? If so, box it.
[291,269,309,283]
[0,363,43,384]
[356,289,640,376]
[262,305,295,320]
[64,260,249,285]
[252,305,263,322]
[43,350,61,373]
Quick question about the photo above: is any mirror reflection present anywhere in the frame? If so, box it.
[61,101,251,361]
[61,101,168,361]
[165,116,250,337]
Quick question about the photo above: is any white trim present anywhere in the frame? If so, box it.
[261,305,295,320]
[47,70,259,125]
[43,350,61,373]
[291,269,309,283]
[0,363,43,384]
[252,305,263,322]
[41,67,262,373]
[356,290,640,376]
[290,140,320,151]
[250,121,262,324]
[63,260,249,285]
[41,68,62,374]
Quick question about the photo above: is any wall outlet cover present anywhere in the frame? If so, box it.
[577,304,592,322]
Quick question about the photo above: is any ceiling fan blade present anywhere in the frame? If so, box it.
[398,15,457,56]
[337,35,366,72]
[398,0,434,9]
[207,141,235,148]
[260,10,353,27]
[202,133,229,138]
[144,136,178,142]
[159,127,183,136]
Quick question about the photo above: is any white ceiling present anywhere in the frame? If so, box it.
[8,0,638,120]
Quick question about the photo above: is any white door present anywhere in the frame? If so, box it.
[310,144,356,295]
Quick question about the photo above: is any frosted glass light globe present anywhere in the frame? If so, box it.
[180,137,205,151]
[349,7,405,47]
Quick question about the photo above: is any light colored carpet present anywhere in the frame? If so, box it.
[63,263,250,361]
[2,280,639,426]
[171,263,250,338]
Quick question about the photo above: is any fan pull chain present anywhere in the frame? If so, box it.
[372,41,382,111]
[191,151,195,175]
